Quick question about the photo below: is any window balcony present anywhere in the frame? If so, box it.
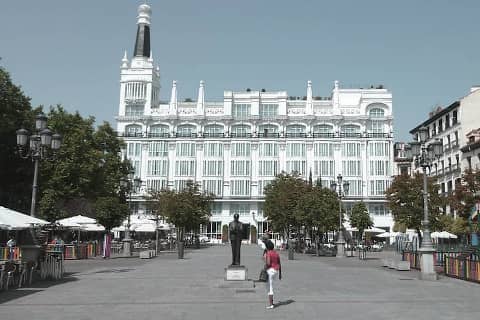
[148,132,170,138]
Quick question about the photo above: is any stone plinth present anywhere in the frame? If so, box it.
[225,265,247,281]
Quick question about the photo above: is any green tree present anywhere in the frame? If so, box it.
[448,169,480,219]
[148,181,213,245]
[94,197,129,231]
[38,106,130,222]
[295,185,339,249]
[0,66,37,212]
[263,172,308,238]
[349,202,373,241]
[386,173,445,245]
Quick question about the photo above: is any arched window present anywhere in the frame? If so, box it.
[204,124,224,137]
[177,124,197,137]
[125,125,142,137]
[313,124,333,137]
[341,125,360,137]
[149,125,170,137]
[286,124,306,137]
[369,108,385,118]
[259,124,279,137]
[231,125,251,137]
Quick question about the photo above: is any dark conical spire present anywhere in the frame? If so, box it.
[133,4,152,58]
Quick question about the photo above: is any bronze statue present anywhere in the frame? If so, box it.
[229,213,243,266]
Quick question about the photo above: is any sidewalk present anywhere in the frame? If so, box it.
[1,245,479,320]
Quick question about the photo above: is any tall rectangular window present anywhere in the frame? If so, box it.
[203,160,224,176]
[125,104,144,116]
[260,104,278,119]
[259,143,279,157]
[258,160,279,176]
[342,143,361,157]
[287,143,306,157]
[232,104,251,119]
[230,180,251,196]
[148,142,168,157]
[231,143,251,157]
[286,160,306,176]
[314,160,335,176]
[175,160,196,176]
[146,179,168,191]
[176,143,196,157]
[231,160,251,176]
[202,180,223,196]
[128,143,142,157]
[342,160,361,176]
[147,160,169,176]
[204,143,224,157]
[314,143,333,157]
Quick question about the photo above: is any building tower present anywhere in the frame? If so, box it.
[118,3,160,138]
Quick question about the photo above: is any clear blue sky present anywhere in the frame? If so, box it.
[1,0,479,141]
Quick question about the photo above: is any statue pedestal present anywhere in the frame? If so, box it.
[225,265,248,281]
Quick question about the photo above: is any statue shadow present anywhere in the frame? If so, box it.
[274,299,295,308]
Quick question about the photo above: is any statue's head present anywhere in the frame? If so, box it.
[233,213,239,221]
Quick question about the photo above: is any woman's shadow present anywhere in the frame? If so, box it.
[274,299,295,308]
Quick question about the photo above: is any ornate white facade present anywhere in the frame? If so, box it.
[116,4,395,240]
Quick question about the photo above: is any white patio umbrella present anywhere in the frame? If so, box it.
[56,215,96,226]
[134,224,156,233]
[82,224,105,232]
[439,231,458,239]
[431,231,441,238]
[376,232,391,238]
[0,206,49,229]
[364,227,386,233]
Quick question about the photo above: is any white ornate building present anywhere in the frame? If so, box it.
[116,4,395,241]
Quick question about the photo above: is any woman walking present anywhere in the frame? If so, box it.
[264,240,282,309]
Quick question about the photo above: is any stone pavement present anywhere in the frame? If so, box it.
[1,245,480,320]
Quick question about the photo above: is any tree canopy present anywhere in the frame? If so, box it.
[448,169,480,219]
[263,172,308,235]
[0,66,37,212]
[349,202,373,240]
[148,181,213,240]
[38,106,131,223]
[386,173,445,241]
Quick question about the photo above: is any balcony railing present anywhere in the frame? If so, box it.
[118,131,393,140]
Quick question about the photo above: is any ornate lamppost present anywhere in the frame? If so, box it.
[16,113,62,217]
[330,174,350,258]
[406,127,443,280]
[120,170,142,256]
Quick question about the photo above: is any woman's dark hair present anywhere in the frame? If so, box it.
[266,240,274,250]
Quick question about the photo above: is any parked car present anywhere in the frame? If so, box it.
[198,235,210,243]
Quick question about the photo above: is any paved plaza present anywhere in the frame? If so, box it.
[1,245,480,320]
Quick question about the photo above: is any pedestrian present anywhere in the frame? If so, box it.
[6,235,16,260]
[264,239,282,309]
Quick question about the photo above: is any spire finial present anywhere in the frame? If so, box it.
[306,80,313,114]
[137,3,152,25]
[197,80,205,115]
[170,80,178,115]
[121,51,129,68]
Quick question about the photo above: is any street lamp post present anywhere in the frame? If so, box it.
[16,113,62,217]
[407,127,443,280]
[120,170,142,256]
[330,174,350,258]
